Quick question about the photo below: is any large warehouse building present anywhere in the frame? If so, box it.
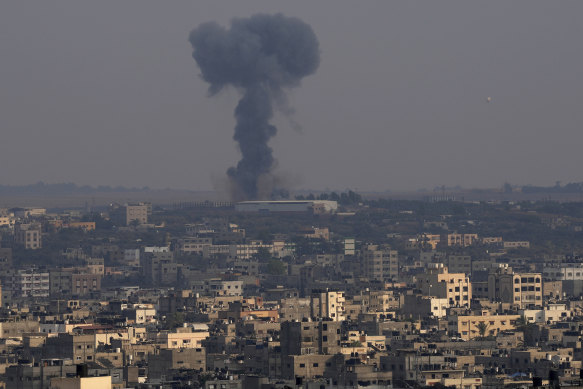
[235,200,338,214]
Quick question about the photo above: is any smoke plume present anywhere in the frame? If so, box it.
[189,14,320,200]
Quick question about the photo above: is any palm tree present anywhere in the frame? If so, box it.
[514,315,528,330]
[514,315,537,347]
[476,321,489,340]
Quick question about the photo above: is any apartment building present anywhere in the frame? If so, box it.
[416,264,471,307]
[227,241,294,260]
[418,234,441,250]
[0,215,15,228]
[447,255,472,274]
[448,312,521,341]
[280,320,343,358]
[140,250,178,286]
[157,329,209,349]
[487,265,542,308]
[71,273,101,296]
[2,269,50,298]
[110,202,151,226]
[310,290,346,321]
[401,295,450,319]
[521,304,571,324]
[362,244,398,282]
[148,348,206,379]
[543,264,583,281]
[447,233,478,247]
[503,241,530,249]
[176,237,213,255]
[191,279,243,297]
[124,249,140,267]
[14,223,42,249]
[50,269,102,297]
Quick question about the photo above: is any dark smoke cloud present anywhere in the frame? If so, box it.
[189,13,320,200]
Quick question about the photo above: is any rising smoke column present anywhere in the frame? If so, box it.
[189,14,320,200]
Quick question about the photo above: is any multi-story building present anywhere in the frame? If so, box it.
[44,333,97,363]
[156,329,209,349]
[140,250,178,286]
[0,215,15,229]
[401,295,449,319]
[280,320,343,357]
[487,264,542,308]
[503,241,530,249]
[158,290,200,315]
[227,241,294,260]
[191,279,243,297]
[418,234,441,250]
[202,244,231,258]
[14,223,42,249]
[362,244,398,282]
[543,264,583,281]
[64,221,96,231]
[176,237,213,255]
[302,227,330,241]
[448,312,521,341]
[3,269,50,298]
[416,264,471,307]
[91,244,124,263]
[482,236,503,245]
[446,233,479,247]
[447,255,472,274]
[71,273,101,296]
[381,349,461,384]
[310,290,345,321]
[110,202,151,226]
[148,348,206,379]
[3,359,78,389]
[235,200,337,213]
[50,269,101,297]
[344,238,356,255]
[123,249,140,267]
[353,290,400,313]
[521,304,572,324]
[13,207,46,218]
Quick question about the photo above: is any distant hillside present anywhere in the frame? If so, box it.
[0,182,151,195]
[522,182,583,193]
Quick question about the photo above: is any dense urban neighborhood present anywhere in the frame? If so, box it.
[0,196,583,388]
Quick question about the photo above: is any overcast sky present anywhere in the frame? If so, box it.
[1,1,582,193]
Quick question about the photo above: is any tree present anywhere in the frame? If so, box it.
[514,315,538,347]
[253,247,272,263]
[266,259,287,275]
[476,321,489,340]
[163,312,185,330]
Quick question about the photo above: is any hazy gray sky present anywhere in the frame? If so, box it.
[1,1,582,193]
